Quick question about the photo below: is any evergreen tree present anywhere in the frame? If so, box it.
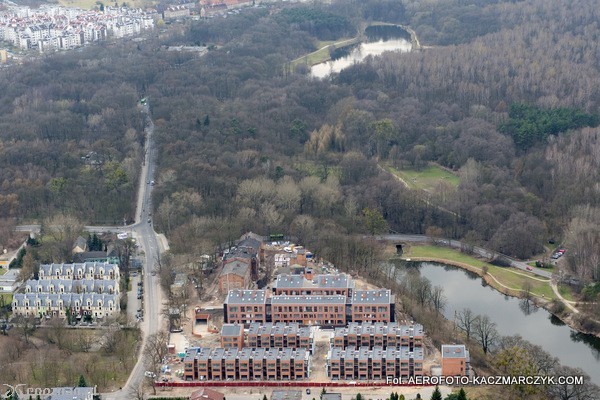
[356,394,363,400]
[457,388,467,400]
[416,395,422,400]
[399,395,405,400]
[78,374,87,387]
[431,385,442,400]
[263,395,268,400]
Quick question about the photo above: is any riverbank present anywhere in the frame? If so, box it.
[289,37,360,70]
[289,22,421,71]
[398,244,600,339]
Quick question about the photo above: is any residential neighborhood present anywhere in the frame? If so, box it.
[0,4,155,52]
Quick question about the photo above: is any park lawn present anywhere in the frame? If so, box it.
[558,284,576,302]
[404,245,556,299]
[386,164,460,192]
[0,268,5,276]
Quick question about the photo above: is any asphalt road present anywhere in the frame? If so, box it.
[375,234,553,279]
[14,103,164,398]
[103,103,164,399]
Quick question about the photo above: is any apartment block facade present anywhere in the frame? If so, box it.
[441,344,470,376]
[327,346,424,381]
[183,347,310,381]
[332,322,423,350]
[272,274,354,297]
[220,324,244,349]
[223,290,267,325]
[247,322,314,352]
[224,274,395,327]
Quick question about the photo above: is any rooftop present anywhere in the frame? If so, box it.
[270,294,347,305]
[220,260,250,277]
[351,289,393,304]
[274,273,354,290]
[225,289,266,305]
[442,344,469,359]
[220,324,242,337]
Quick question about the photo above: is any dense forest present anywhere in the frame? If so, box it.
[0,0,599,285]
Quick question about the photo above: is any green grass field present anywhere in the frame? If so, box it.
[290,37,359,69]
[558,284,576,302]
[0,268,5,276]
[386,164,460,192]
[404,245,556,299]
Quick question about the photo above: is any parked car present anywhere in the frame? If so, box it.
[526,266,533,271]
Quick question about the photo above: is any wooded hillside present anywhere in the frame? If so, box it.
[0,0,599,282]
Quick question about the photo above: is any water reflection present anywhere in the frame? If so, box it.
[388,260,600,384]
[311,37,411,78]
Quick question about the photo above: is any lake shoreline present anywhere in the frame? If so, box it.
[402,256,600,340]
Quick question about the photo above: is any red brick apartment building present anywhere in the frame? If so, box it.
[350,289,394,323]
[220,324,244,348]
[247,322,314,352]
[272,274,354,297]
[441,344,470,376]
[224,289,267,325]
[332,322,423,350]
[223,274,396,326]
[218,260,251,294]
[183,347,310,381]
[270,294,347,326]
[327,346,424,381]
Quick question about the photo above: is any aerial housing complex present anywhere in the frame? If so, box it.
[12,262,121,319]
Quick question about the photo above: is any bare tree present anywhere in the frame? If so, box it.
[456,308,477,341]
[264,253,275,285]
[547,366,600,400]
[14,315,37,346]
[429,285,446,313]
[143,330,169,394]
[128,380,147,400]
[522,280,533,301]
[42,213,83,262]
[474,314,499,354]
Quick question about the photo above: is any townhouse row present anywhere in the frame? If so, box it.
[39,262,120,281]
[11,262,121,319]
[224,288,395,327]
[183,347,310,381]
[220,322,314,352]
[12,292,120,318]
[331,322,423,350]
[327,346,424,381]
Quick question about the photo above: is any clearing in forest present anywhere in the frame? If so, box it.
[386,163,460,192]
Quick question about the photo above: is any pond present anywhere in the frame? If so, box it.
[311,25,412,78]
[410,262,600,384]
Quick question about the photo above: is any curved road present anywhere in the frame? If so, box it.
[375,234,553,279]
